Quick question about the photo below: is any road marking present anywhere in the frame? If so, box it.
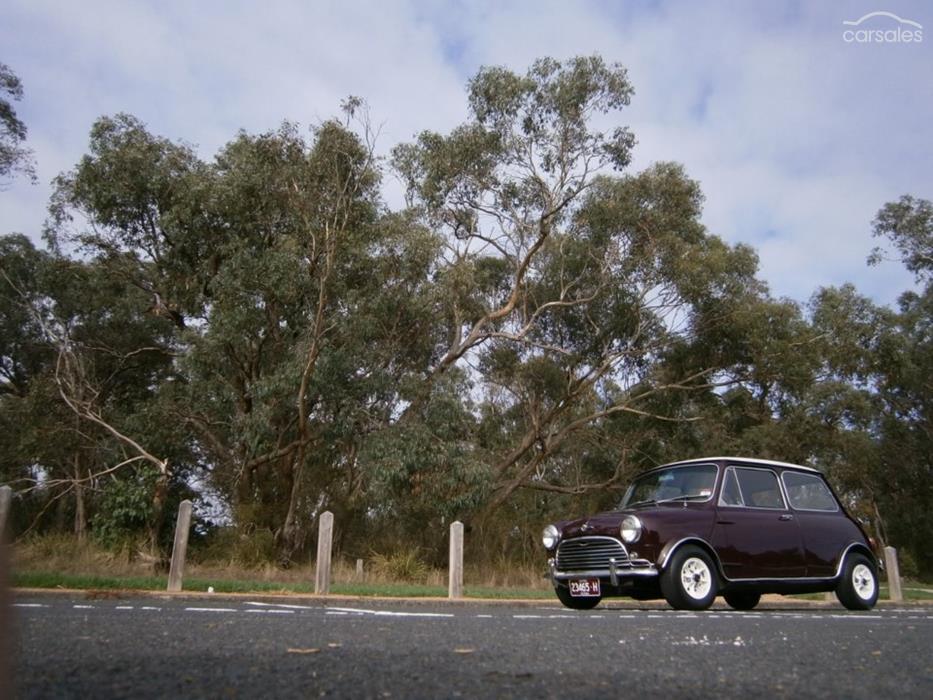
[246,609,294,614]
[328,607,454,618]
[184,607,238,613]
[476,614,493,618]
[12,603,49,608]
[115,606,134,610]
[246,601,314,610]
[140,607,162,611]
[513,615,543,619]
[73,605,94,609]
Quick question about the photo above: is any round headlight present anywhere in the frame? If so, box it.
[620,515,642,544]
[542,524,560,550]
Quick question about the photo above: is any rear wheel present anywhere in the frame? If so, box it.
[836,553,878,610]
[555,585,601,610]
[723,591,761,610]
[661,545,718,610]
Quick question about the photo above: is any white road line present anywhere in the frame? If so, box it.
[184,607,238,613]
[245,601,314,610]
[13,603,49,608]
[245,609,294,614]
[327,607,454,618]
[73,605,95,609]
[513,615,543,619]
[115,606,134,610]
[140,607,162,611]
[475,614,493,618]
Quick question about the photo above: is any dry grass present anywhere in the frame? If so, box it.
[12,534,549,592]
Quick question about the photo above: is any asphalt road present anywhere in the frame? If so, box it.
[7,593,933,698]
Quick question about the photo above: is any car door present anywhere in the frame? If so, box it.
[711,465,807,579]
[781,470,852,578]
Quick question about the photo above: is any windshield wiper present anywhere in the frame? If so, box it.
[653,494,710,505]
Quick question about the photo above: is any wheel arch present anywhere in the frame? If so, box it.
[835,542,877,579]
[658,537,725,582]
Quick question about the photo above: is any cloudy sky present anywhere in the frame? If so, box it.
[2,0,930,306]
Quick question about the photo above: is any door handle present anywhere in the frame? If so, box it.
[779,514,794,521]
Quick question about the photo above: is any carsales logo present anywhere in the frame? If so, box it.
[842,11,923,43]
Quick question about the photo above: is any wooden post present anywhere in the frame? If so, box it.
[448,521,464,599]
[167,500,193,593]
[0,486,11,543]
[315,511,334,595]
[356,558,364,580]
[884,546,903,603]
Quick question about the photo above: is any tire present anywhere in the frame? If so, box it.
[555,585,601,610]
[661,545,718,611]
[836,553,879,611]
[723,591,761,611]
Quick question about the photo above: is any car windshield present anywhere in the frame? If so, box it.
[620,464,718,508]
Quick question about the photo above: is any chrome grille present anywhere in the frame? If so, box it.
[556,536,628,571]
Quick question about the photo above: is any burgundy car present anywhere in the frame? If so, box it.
[542,457,880,611]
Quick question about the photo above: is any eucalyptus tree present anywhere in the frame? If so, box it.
[389,56,778,529]
[0,234,188,548]
[0,62,36,185]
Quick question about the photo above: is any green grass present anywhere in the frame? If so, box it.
[12,571,551,599]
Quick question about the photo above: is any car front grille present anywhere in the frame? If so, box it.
[556,536,628,571]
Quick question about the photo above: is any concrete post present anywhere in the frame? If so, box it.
[0,486,11,543]
[315,511,334,595]
[884,546,903,603]
[448,521,464,599]
[167,500,193,592]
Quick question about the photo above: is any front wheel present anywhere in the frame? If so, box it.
[836,553,879,610]
[555,586,601,610]
[661,545,718,610]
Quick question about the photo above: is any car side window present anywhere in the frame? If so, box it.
[719,468,744,506]
[732,467,786,509]
[782,471,839,512]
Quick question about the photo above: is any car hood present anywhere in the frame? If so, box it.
[558,511,626,538]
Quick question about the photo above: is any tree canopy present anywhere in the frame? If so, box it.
[2,56,930,576]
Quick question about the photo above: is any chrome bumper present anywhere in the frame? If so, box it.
[547,557,659,586]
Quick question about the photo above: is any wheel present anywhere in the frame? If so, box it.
[661,545,718,610]
[836,553,879,610]
[555,585,601,610]
[724,591,761,611]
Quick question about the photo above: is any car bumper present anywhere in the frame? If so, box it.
[547,557,659,587]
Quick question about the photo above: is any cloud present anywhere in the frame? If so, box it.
[1,0,929,306]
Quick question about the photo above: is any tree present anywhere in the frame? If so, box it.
[389,56,787,533]
[0,234,191,550]
[0,62,36,186]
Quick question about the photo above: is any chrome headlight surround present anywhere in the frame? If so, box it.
[542,524,560,550]
[620,515,643,544]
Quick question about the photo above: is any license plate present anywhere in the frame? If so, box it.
[569,578,601,597]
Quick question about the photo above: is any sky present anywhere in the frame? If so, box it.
[1,0,930,307]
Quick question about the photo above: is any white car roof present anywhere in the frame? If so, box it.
[656,456,820,474]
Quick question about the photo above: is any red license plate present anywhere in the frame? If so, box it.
[569,578,601,597]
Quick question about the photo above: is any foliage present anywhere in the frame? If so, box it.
[2,54,931,576]
[0,62,36,185]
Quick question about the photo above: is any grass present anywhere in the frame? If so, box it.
[8,534,552,598]
[11,571,552,599]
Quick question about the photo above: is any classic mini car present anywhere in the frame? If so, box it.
[542,457,880,611]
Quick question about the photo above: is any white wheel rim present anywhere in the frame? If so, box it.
[852,563,876,600]
[680,557,712,600]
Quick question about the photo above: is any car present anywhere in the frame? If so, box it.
[542,456,880,611]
